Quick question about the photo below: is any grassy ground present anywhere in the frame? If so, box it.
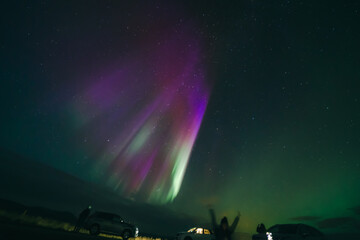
[0,209,161,240]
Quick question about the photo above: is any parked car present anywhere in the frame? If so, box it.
[176,227,215,240]
[252,223,325,240]
[84,211,139,239]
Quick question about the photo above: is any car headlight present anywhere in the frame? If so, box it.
[135,227,139,237]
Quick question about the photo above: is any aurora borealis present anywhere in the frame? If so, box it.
[70,25,209,203]
[1,0,360,236]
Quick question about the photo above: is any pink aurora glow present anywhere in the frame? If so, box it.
[72,27,209,204]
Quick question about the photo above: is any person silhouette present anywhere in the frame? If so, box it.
[74,205,92,232]
[256,223,266,234]
[209,208,240,240]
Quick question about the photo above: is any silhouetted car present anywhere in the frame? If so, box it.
[252,224,325,240]
[176,227,215,240]
[85,211,138,239]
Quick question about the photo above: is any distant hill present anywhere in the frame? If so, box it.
[0,148,198,235]
[0,198,77,224]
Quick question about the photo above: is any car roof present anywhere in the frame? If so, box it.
[92,211,122,218]
[270,223,306,227]
[188,227,212,230]
[268,224,322,231]
[269,224,323,236]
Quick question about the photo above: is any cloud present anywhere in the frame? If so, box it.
[317,217,359,229]
[289,216,321,222]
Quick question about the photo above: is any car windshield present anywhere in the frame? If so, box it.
[268,225,298,234]
[195,228,203,234]
[187,227,197,233]
[98,212,113,219]
[113,216,123,222]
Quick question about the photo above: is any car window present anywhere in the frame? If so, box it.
[113,216,123,223]
[204,229,211,234]
[92,212,103,218]
[96,212,113,220]
[300,225,323,237]
[187,227,196,233]
[196,228,203,234]
[268,225,298,234]
[308,226,323,236]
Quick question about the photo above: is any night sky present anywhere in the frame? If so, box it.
[1,0,360,234]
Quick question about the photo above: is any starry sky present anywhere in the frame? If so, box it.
[1,0,360,234]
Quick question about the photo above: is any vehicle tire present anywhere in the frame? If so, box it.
[89,224,100,235]
[122,230,131,240]
[184,237,193,240]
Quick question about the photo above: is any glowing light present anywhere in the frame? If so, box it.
[135,227,139,237]
[266,232,273,240]
[71,25,209,204]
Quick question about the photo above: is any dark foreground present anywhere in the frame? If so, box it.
[0,222,113,240]
[1,222,358,240]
